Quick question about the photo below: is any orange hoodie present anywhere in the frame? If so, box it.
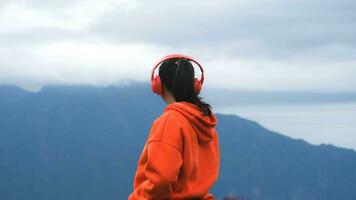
[128,101,220,200]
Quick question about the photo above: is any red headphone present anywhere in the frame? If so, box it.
[151,54,205,95]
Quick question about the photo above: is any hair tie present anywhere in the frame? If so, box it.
[172,60,181,86]
[175,60,180,67]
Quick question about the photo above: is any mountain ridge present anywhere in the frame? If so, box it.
[1,83,356,200]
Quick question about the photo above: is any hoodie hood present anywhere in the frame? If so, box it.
[164,101,218,143]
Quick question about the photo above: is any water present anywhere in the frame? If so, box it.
[215,102,356,150]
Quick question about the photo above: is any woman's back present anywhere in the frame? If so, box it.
[128,54,219,199]
[128,101,219,199]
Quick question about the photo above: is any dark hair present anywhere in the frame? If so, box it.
[158,58,213,116]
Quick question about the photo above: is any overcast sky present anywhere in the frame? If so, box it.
[0,0,355,92]
[1,0,356,150]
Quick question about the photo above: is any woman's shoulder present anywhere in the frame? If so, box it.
[147,110,187,147]
[153,110,187,127]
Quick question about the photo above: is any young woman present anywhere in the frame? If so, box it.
[128,54,220,200]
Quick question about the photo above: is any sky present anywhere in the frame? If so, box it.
[0,0,355,92]
[0,0,355,149]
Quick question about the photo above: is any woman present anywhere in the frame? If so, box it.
[128,54,220,200]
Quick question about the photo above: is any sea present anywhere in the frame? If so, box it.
[214,102,356,151]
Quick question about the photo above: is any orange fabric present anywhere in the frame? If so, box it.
[128,101,220,200]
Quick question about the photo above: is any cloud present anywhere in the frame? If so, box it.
[0,0,355,92]
[88,0,356,58]
[0,0,355,150]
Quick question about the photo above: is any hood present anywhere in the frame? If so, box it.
[163,101,218,143]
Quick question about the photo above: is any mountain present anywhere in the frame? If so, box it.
[0,83,355,200]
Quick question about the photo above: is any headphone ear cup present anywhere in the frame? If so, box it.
[194,78,202,95]
[152,76,162,95]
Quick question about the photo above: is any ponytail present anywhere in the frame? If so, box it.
[159,58,213,116]
[193,95,212,116]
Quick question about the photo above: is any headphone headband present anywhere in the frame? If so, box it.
[150,53,205,84]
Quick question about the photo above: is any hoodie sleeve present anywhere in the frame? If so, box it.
[129,112,184,200]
